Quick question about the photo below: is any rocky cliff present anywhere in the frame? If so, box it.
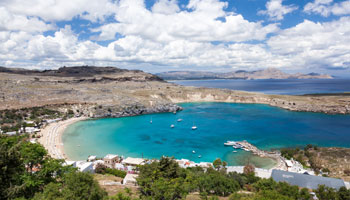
[0,66,348,117]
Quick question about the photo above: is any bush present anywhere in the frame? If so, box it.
[95,163,126,178]
[105,168,127,178]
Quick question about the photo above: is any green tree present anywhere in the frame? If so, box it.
[314,185,337,200]
[1,135,106,200]
[0,135,25,199]
[298,188,312,200]
[252,178,277,192]
[213,158,222,170]
[109,192,133,200]
[337,186,350,200]
[253,190,293,200]
[137,157,188,199]
[34,172,107,200]
[62,172,107,200]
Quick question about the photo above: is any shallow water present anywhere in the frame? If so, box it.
[63,102,350,168]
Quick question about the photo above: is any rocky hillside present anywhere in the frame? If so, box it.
[157,68,333,80]
[0,66,348,117]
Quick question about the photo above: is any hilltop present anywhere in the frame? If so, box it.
[156,68,333,80]
[0,66,348,117]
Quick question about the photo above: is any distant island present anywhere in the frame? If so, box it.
[156,68,333,80]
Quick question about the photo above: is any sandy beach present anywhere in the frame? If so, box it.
[38,117,87,160]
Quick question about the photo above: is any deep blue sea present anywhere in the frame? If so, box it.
[172,79,350,95]
[63,102,350,168]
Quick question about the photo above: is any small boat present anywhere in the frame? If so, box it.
[192,150,196,154]
[177,119,183,122]
[77,145,80,147]
[191,122,197,130]
[198,155,202,158]
[224,141,236,146]
[170,124,175,128]
[150,117,152,124]
[233,151,237,153]
[173,111,176,114]
[243,148,250,152]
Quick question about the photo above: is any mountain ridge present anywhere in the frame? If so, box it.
[156,68,333,80]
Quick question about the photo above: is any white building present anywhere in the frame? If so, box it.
[5,131,17,136]
[88,155,97,162]
[122,157,145,166]
[115,163,126,171]
[198,162,213,168]
[93,160,104,170]
[104,154,120,168]
[23,127,40,133]
[123,173,138,185]
[64,160,77,166]
[75,161,94,173]
[29,138,37,144]
[24,120,35,124]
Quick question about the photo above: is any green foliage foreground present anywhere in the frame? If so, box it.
[2,134,350,200]
[0,135,107,200]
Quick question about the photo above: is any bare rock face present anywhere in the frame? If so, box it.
[0,66,348,117]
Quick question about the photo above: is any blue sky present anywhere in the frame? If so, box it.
[0,0,349,76]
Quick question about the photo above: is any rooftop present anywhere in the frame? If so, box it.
[271,169,346,190]
[104,154,118,159]
[122,157,145,165]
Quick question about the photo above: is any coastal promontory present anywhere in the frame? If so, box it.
[0,66,349,117]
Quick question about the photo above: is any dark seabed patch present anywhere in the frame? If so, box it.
[139,134,151,141]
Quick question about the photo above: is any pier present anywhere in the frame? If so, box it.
[235,140,287,170]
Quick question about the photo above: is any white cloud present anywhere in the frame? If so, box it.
[258,0,298,21]
[268,17,350,70]
[93,0,278,42]
[152,0,180,14]
[304,0,350,17]
[0,7,54,33]
[0,0,349,75]
[0,0,118,22]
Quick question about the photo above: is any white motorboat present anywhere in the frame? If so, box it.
[192,150,196,154]
[177,119,183,122]
[170,124,175,128]
[198,155,202,158]
[150,117,152,124]
[232,151,237,153]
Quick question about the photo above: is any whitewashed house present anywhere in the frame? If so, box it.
[75,161,94,173]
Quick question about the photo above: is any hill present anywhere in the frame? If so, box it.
[156,68,333,80]
[0,66,348,116]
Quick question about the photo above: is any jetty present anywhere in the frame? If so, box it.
[234,140,287,170]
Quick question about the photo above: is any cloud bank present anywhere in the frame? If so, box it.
[0,0,349,74]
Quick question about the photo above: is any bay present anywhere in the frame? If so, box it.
[62,102,350,168]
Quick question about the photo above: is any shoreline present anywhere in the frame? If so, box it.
[38,117,87,160]
[40,114,282,169]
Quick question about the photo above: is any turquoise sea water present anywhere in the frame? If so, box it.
[62,102,350,168]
